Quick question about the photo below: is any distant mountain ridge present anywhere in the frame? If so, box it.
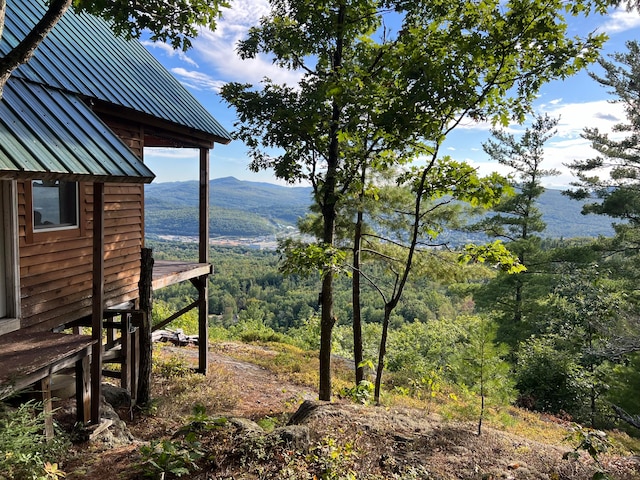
[144,177,615,239]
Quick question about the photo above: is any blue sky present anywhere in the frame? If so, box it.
[142,2,640,188]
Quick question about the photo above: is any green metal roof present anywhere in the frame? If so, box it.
[0,78,155,183]
[2,0,231,145]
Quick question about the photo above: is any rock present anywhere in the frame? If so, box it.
[288,399,332,425]
[102,383,131,409]
[81,396,134,448]
[508,461,528,470]
[228,417,264,436]
[269,425,310,451]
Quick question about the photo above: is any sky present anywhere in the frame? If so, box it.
[142,2,640,189]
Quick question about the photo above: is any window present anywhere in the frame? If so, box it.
[32,180,78,230]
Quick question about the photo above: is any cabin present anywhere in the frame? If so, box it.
[0,0,231,434]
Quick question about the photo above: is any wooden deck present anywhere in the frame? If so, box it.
[0,329,94,394]
[152,260,211,291]
[0,329,95,436]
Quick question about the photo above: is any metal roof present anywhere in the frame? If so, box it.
[2,0,232,145]
[0,78,155,183]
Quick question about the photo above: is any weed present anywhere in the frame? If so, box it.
[0,400,70,480]
[338,380,374,405]
[564,423,613,480]
[42,462,66,480]
[138,436,203,479]
[307,436,358,480]
[153,353,192,379]
[408,369,443,413]
[178,404,227,434]
[256,415,278,432]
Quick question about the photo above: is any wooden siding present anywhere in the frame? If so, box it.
[101,117,144,158]
[19,181,144,331]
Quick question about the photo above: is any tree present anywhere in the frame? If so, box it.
[567,40,640,256]
[369,160,514,404]
[0,0,228,99]
[221,0,609,401]
[450,315,514,435]
[472,114,560,346]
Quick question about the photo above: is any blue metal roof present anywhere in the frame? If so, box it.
[0,78,155,183]
[2,0,231,145]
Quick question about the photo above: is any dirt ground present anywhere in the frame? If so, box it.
[57,342,640,480]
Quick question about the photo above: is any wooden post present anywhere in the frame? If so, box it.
[40,376,54,440]
[91,182,105,424]
[137,247,153,405]
[76,355,91,423]
[121,313,131,392]
[198,147,210,374]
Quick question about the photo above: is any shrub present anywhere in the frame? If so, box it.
[0,400,69,480]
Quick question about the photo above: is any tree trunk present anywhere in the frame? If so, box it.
[137,248,154,405]
[352,168,366,385]
[319,273,335,400]
[352,213,364,385]
[317,3,345,402]
[374,305,392,403]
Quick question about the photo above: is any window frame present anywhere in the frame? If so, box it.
[25,180,87,244]
[0,180,21,335]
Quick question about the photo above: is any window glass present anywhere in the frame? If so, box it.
[32,180,78,230]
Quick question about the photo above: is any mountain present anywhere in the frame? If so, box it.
[144,177,616,239]
[145,177,312,237]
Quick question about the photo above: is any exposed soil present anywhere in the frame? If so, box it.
[56,342,640,480]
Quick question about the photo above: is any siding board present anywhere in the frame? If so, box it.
[19,180,144,329]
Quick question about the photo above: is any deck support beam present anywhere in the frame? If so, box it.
[91,182,104,424]
[198,147,209,374]
[137,248,153,405]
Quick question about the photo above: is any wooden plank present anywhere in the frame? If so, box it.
[105,205,142,217]
[21,274,137,312]
[21,240,92,257]
[21,247,93,268]
[22,257,93,277]
[0,329,95,386]
[105,216,142,228]
[105,246,141,262]
[22,271,92,295]
[21,255,138,303]
[22,287,92,313]
[152,261,211,290]
[101,224,142,237]
[105,184,143,195]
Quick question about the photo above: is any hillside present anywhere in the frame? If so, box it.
[145,177,312,237]
[58,342,640,479]
[145,177,615,239]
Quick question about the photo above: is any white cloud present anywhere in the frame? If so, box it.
[541,99,623,138]
[171,67,226,92]
[141,41,199,67]
[601,8,640,34]
[450,98,628,188]
[526,99,625,187]
[190,0,304,87]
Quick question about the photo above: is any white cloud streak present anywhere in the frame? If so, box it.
[141,40,199,67]
[601,8,640,34]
